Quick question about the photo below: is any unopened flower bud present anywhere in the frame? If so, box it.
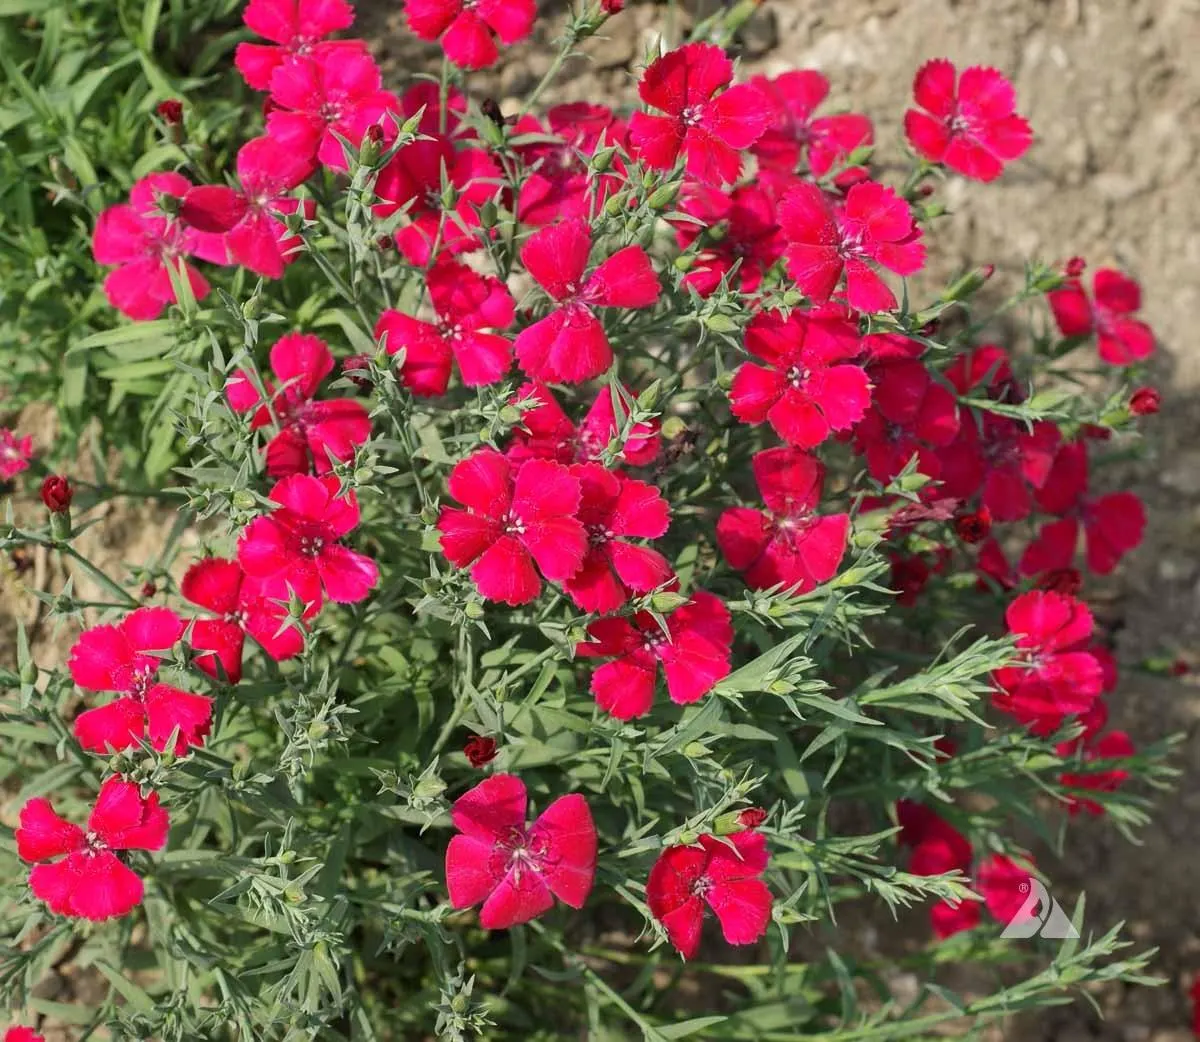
[953,506,991,545]
[156,99,184,126]
[1129,386,1161,416]
[645,181,680,210]
[464,735,498,767]
[463,600,485,620]
[649,590,688,613]
[40,475,72,513]
[942,265,993,303]
[480,98,504,127]
[591,145,617,172]
[478,199,499,229]
[604,192,627,217]
[1065,256,1086,278]
[231,490,257,511]
[141,581,157,599]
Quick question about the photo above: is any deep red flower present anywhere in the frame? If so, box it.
[437,450,587,605]
[1064,256,1086,278]
[515,219,659,384]
[178,136,314,278]
[851,358,960,482]
[992,590,1104,731]
[646,830,772,960]
[181,557,305,684]
[375,261,514,397]
[374,137,500,265]
[897,800,972,877]
[904,60,1032,182]
[945,342,1022,403]
[751,70,873,177]
[937,414,1059,522]
[954,506,992,545]
[889,552,934,607]
[1058,728,1135,816]
[779,179,925,312]
[564,465,672,613]
[17,777,167,922]
[238,474,379,609]
[975,854,1036,926]
[729,305,868,448]
[68,607,212,755]
[40,475,72,513]
[266,51,399,171]
[445,774,596,928]
[675,183,784,297]
[1019,442,1146,577]
[717,447,849,593]
[406,0,535,70]
[225,333,371,478]
[92,173,226,320]
[156,99,183,125]
[506,383,662,468]
[737,807,767,829]
[464,735,498,768]
[629,42,770,185]
[576,590,732,719]
[1129,386,1161,416]
[1048,268,1155,366]
[235,0,364,91]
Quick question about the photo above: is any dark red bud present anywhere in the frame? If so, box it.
[40,475,72,513]
[980,264,995,280]
[934,736,957,761]
[342,353,373,390]
[464,735,498,768]
[737,807,767,829]
[600,0,625,12]
[376,234,394,251]
[1081,423,1113,441]
[918,183,935,197]
[141,580,157,599]
[365,123,384,144]
[1064,256,1086,278]
[480,98,505,126]
[1170,658,1189,677]
[953,506,991,545]
[156,99,183,125]
[1129,386,1161,416]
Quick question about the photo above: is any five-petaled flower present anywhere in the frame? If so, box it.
[16,777,168,921]
[405,0,535,70]
[69,607,213,755]
[646,830,772,959]
[506,383,661,468]
[445,773,596,928]
[235,0,364,90]
[1048,268,1156,366]
[515,219,660,384]
[751,70,874,177]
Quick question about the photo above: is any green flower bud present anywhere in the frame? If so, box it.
[645,181,680,211]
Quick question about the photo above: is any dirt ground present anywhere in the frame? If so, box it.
[4,0,1198,1037]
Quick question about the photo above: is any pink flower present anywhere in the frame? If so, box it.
[506,383,661,468]
[92,173,225,320]
[646,830,772,960]
[375,261,514,397]
[445,774,596,928]
[374,138,500,265]
[576,590,732,720]
[235,0,365,91]
[406,0,535,70]
[437,450,587,605]
[16,778,167,922]
[1019,441,1146,577]
[717,447,849,593]
[0,429,34,480]
[779,179,925,312]
[181,557,306,683]
[238,474,379,609]
[266,51,399,171]
[5,1029,45,1042]
[179,136,314,278]
[225,333,371,478]
[69,607,212,755]
[630,43,770,185]
[751,70,874,177]
[904,60,1032,182]
[515,219,659,383]
[729,305,869,448]
[675,184,784,297]
[992,591,1104,731]
[1048,268,1155,366]
[564,464,673,613]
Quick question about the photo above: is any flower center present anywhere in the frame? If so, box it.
[785,365,809,388]
[129,664,156,700]
[299,535,325,557]
[587,523,613,547]
[84,830,108,855]
[680,104,705,127]
[642,630,668,654]
[690,873,713,898]
[502,510,526,536]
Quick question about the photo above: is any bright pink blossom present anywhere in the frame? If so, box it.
[506,383,661,467]
[17,778,168,921]
[266,51,399,171]
[751,70,873,177]
[235,0,364,91]
[904,60,1032,182]
[182,557,305,683]
[437,450,587,605]
[92,173,225,320]
[179,136,314,278]
[225,333,371,478]
[729,305,869,448]
[563,464,672,613]
[646,830,772,960]
[576,591,732,720]
[69,607,212,755]
[238,474,379,609]
[676,184,784,297]
[4,1029,44,1042]
[1019,442,1145,577]
[445,774,596,928]
[993,590,1104,731]
[406,0,535,71]
[375,261,514,396]
[779,179,925,312]
[630,43,770,184]
[374,138,500,265]
[0,429,33,480]
[717,447,849,593]
[1048,268,1156,366]
[515,219,659,384]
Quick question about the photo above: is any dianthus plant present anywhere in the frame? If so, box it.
[0,1,1176,1040]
